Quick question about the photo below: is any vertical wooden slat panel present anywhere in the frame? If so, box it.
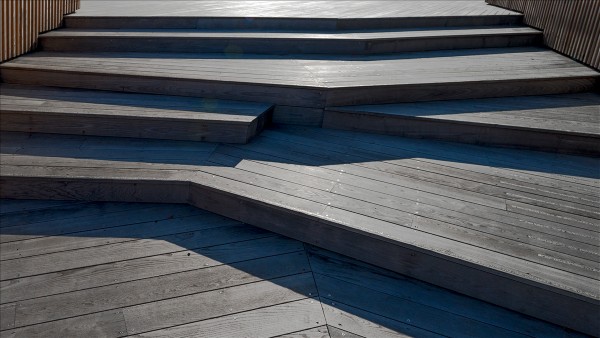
[487,0,600,70]
[1,0,80,63]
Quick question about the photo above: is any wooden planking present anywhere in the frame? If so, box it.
[278,326,330,338]
[0,84,273,144]
[1,200,591,338]
[0,223,272,280]
[0,128,598,335]
[307,245,585,338]
[487,0,600,70]
[324,92,600,155]
[1,0,80,62]
[133,299,325,338]
[11,252,310,327]
[37,27,542,55]
[1,48,597,107]
[1,235,302,304]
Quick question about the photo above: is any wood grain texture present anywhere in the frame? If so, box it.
[324,93,600,155]
[0,84,273,144]
[1,48,597,108]
[1,0,80,62]
[487,0,600,70]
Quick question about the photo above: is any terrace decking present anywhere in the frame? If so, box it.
[1,1,599,337]
[0,199,590,338]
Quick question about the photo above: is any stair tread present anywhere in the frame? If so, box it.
[0,84,271,123]
[329,93,600,137]
[2,47,597,90]
[41,26,540,39]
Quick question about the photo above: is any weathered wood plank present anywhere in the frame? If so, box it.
[12,252,309,327]
[122,273,316,334]
[307,246,586,338]
[134,299,325,338]
[0,223,271,280]
[1,235,301,303]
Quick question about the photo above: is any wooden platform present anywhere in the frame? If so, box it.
[1,126,598,335]
[1,48,597,109]
[325,93,600,156]
[67,1,522,30]
[0,199,588,338]
[0,84,272,143]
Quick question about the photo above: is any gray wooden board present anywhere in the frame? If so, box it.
[212,145,600,253]
[132,298,325,338]
[276,326,330,338]
[306,245,584,338]
[1,235,302,304]
[0,204,204,243]
[0,223,272,280]
[257,130,600,218]
[0,213,232,260]
[12,252,310,327]
[206,152,600,276]
[121,273,316,334]
[281,126,599,192]
[326,92,600,135]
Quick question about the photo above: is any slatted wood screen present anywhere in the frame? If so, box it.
[1,0,80,62]
[487,0,599,70]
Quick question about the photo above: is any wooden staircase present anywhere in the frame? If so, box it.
[1,3,599,336]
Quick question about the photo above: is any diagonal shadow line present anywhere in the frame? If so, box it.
[0,199,584,338]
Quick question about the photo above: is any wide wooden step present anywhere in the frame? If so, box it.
[38,27,542,55]
[64,1,522,30]
[1,127,598,336]
[1,48,598,108]
[0,84,272,143]
[325,93,600,156]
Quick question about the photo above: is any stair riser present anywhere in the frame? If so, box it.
[39,34,542,55]
[0,110,266,144]
[323,110,600,156]
[3,68,596,108]
[0,174,597,337]
[65,15,523,30]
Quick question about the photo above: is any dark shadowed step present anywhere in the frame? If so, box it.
[39,26,542,55]
[0,84,273,144]
[324,93,600,156]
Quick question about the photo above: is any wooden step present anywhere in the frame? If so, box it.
[0,127,598,336]
[65,15,523,31]
[1,48,598,108]
[0,84,272,143]
[38,27,542,55]
[324,93,600,156]
[65,0,522,31]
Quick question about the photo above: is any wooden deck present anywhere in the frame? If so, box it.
[1,126,598,335]
[72,1,520,19]
[0,199,588,338]
[1,1,599,336]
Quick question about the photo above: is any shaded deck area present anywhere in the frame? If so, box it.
[1,126,598,335]
[0,199,588,337]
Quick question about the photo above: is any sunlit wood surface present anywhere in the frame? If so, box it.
[73,0,519,18]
